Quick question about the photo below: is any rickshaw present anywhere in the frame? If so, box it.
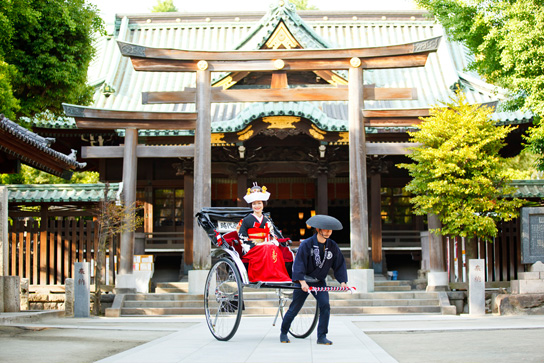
[195,207,320,341]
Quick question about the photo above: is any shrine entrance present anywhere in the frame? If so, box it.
[63,8,440,290]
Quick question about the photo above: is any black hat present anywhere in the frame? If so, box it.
[306,215,343,230]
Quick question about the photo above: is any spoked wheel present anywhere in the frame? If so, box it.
[204,258,243,341]
[278,288,319,339]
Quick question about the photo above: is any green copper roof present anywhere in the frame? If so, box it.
[7,183,121,203]
[235,1,330,50]
[510,180,544,198]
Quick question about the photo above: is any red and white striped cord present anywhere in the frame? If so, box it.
[308,286,356,294]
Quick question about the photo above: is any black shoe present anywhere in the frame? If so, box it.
[317,337,333,345]
[280,333,290,343]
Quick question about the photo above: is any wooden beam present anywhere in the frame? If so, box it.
[117,37,441,61]
[363,109,430,118]
[142,87,417,104]
[74,118,196,130]
[129,53,432,72]
[365,142,420,155]
[82,145,195,158]
[63,104,197,130]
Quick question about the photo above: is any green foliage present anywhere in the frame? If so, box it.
[501,150,541,180]
[0,0,104,118]
[0,61,20,119]
[0,165,99,185]
[415,0,544,169]
[151,0,178,12]
[290,0,318,10]
[398,91,525,240]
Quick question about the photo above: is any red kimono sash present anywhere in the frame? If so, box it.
[242,244,291,282]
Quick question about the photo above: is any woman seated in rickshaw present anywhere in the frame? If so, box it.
[237,183,292,282]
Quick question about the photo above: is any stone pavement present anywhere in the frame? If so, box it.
[1,312,544,363]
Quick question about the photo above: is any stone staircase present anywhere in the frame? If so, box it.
[109,279,454,316]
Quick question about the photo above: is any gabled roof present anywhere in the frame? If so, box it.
[7,183,121,203]
[0,114,86,179]
[49,1,531,135]
[234,1,330,50]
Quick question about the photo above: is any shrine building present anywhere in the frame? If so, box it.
[27,1,532,285]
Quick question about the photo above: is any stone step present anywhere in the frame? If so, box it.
[124,291,437,301]
[124,293,204,301]
[374,285,412,292]
[375,280,411,286]
[123,297,439,309]
[117,284,446,316]
[120,304,442,316]
[155,282,189,293]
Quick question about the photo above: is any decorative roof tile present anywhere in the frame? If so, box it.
[0,114,86,179]
[7,183,121,203]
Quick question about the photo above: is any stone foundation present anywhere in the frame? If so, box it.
[496,294,544,315]
[28,292,114,315]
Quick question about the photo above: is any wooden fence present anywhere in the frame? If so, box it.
[8,217,120,285]
[445,218,522,283]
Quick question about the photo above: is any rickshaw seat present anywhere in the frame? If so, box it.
[221,230,244,257]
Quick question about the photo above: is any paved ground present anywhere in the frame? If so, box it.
[1,312,544,363]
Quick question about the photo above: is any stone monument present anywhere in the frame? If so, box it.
[521,207,544,264]
[74,262,90,317]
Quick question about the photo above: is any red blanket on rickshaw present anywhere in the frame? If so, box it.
[242,244,291,282]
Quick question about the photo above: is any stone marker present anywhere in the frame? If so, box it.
[469,259,485,316]
[3,276,20,312]
[65,278,74,317]
[74,262,90,317]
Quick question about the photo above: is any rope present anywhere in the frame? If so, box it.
[308,286,356,294]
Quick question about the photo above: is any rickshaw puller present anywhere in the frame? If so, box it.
[280,214,348,345]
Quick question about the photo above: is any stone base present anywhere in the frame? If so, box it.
[426,271,449,292]
[114,274,137,294]
[496,294,544,315]
[188,270,210,295]
[2,276,20,312]
[347,269,374,293]
[511,279,544,294]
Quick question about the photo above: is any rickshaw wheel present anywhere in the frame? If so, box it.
[204,257,243,341]
[278,288,319,339]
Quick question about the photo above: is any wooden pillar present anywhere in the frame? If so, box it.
[428,214,445,271]
[370,172,382,263]
[348,58,370,269]
[119,128,138,275]
[237,172,247,207]
[316,172,328,216]
[40,206,48,284]
[0,186,8,276]
[183,160,194,271]
[193,63,212,270]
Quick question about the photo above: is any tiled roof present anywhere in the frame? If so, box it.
[0,114,86,179]
[510,180,544,198]
[50,1,532,133]
[7,183,121,203]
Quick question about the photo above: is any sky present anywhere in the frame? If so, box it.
[88,0,418,25]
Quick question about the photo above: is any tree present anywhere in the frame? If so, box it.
[0,0,104,118]
[0,165,99,185]
[290,0,318,10]
[415,0,544,169]
[151,0,178,12]
[398,91,525,240]
[93,184,143,315]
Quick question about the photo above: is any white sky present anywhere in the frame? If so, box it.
[89,0,418,25]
